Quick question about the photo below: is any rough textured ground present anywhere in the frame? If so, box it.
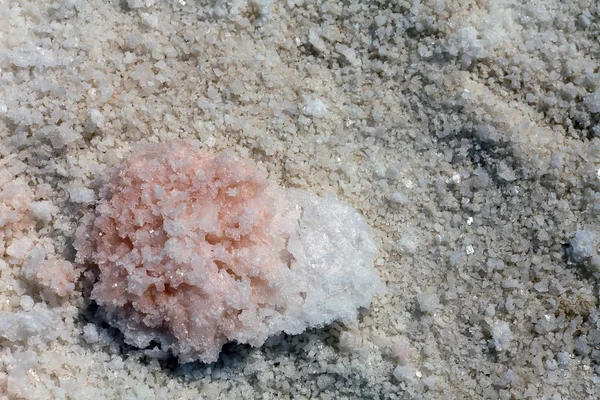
[1,0,600,399]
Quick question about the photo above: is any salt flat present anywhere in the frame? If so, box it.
[1,0,599,398]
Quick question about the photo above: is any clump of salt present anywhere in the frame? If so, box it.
[568,230,600,275]
[74,140,384,363]
[491,321,512,352]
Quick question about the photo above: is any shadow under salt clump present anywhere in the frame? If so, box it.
[80,297,343,379]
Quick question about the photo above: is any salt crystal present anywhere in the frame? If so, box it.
[207,87,219,100]
[336,45,361,67]
[82,324,100,344]
[396,232,418,254]
[584,88,600,114]
[393,365,415,382]
[127,0,145,9]
[308,29,327,53]
[374,165,386,178]
[338,330,361,352]
[316,374,335,389]
[52,126,80,148]
[9,44,59,69]
[69,187,95,204]
[6,237,34,260]
[491,321,512,351]
[418,292,440,314]
[20,296,34,311]
[388,192,407,204]
[36,260,79,297]
[501,277,521,289]
[487,258,505,271]
[533,279,549,292]
[534,314,557,335]
[423,375,438,390]
[29,201,58,223]
[0,305,61,343]
[256,0,273,19]
[446,172,461,184]
[386,166,400,180]
[523,386,537,397]
[569,230,600,274]
[498,369,516,388]
[88,109,104,128]
[557,352,570,366]
[391,338,410,365]
[569,230,598,262]
[546,359,558,371]
[497,162,517,182]
[302,99,327,118]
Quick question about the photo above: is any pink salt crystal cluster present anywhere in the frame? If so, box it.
[32,259,80,297]
[0,177,34,256]
[1,172,79,299]
[75,140,384,362]
[20,243,80,299]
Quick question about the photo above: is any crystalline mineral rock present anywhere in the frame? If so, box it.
[74,141,384,363]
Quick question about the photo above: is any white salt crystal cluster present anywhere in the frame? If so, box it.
[75,141,384,363]
[491,321,512,352]
[68,186,96,204]
[417,291,440,314]
[393,365,415,382]
[0,305,62,343]
[569,230,600,275]
[302,99,328,118]
[29,201,59,223]
[584,88,600,114]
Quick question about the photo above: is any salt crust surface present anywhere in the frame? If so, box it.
[74,140,383,363]
[1,0,600,398]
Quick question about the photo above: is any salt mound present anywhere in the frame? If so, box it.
[74,141,384,363]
